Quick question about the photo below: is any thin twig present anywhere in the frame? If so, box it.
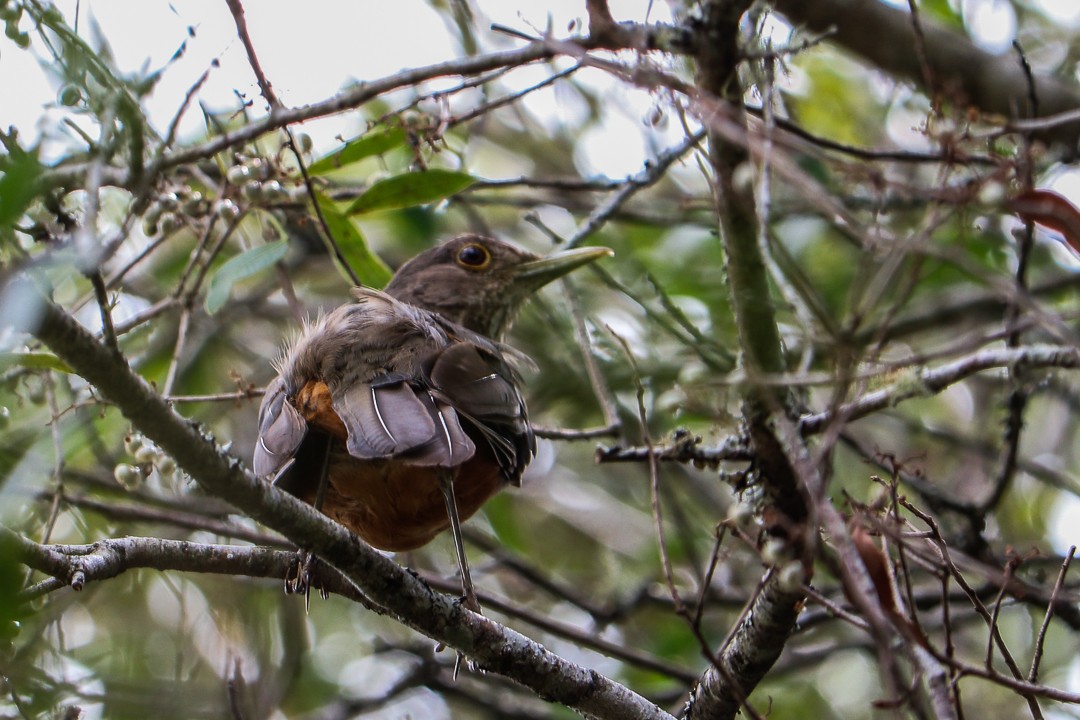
[565,129,705,249]
[448,64,581,127]
[905,0,937,105]
[1028,547,1075,683]
[89,271,119,354]
[166,388,264,404]
[40,373,66,546]
[162,307,191,397]
[610,327,684,613]
[694,525,726,628]
[533,423,619,440]
[565,277,621,433]
[900,499,1042,705]
[227,657,248,720]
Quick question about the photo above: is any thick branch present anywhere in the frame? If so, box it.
[15,281,673,720]
[799,344,1080,434]
[773,0,1080,150]
[685,3,807,718]
[687,576,802,719]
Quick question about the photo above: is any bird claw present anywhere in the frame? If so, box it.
[433,641,480,679]
[284,550,325,607]
[453,652,481,679]
[457,592,483,616]
[435,592,484,679]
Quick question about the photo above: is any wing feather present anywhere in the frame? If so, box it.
[427,343,523,421]
[334,375,437,458]
[253,376,307,478]
[424,342,534,483]
[407,393,476,467]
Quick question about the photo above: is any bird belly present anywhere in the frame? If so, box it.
[321,452,506,551]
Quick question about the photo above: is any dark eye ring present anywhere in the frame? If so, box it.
[457,243,490,269]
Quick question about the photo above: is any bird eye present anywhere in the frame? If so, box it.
[456,243,491,269]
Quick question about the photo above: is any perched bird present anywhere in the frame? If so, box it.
[253,234,611,609]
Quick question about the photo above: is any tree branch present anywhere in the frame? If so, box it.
[684,3,808,718]
[772,0,1080,151]
[40,22,695,196]
[10,530,293,593]
[799,344,1080,434]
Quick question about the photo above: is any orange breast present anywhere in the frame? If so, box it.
[290,380,506,551]
[320,453,506,551]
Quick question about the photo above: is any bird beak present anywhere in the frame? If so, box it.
[511,246,614,291]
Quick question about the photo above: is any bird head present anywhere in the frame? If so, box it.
[384,234,612,338]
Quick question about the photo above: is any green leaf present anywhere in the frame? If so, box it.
[920,0,964,28]
[308,126,408,175]
[0,151,43,232]
[0,525,30,643]
[204,239,289,315]
[315,193,393,288]
[0,351,73,374]
[347,169,477,215]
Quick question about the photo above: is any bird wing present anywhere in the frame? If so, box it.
[253,375,307,480]
[329,371,480,468]
[255,287,532,485]
[424,342,535,485]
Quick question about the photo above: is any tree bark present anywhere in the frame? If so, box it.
[773,0,1080,151]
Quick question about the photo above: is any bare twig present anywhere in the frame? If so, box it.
[610,328,684,613]
[162,307,191,397]
[40,373,66,546]
[1028,547,1075,684]
[89,271,119,354]
[533,423,620,440]
[565,129,704,249]
[565,277,621,434]
[799,345,1080,434]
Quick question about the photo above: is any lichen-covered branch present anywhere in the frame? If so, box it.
[799,345,1080,434]
[684,2,808,718]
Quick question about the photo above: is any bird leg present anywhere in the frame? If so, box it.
[438,468,481,615]
[436,467,482,678]
[286,439,333,604]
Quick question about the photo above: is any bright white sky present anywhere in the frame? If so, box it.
[2,1,686,176]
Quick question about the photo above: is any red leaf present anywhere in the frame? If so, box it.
[1008,188,1080,257]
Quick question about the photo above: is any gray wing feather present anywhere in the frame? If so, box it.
[334,377,437,458]
[253,377,308,478]
[425,342,533,483]
[428,343,524,422]
[407,393,476,467]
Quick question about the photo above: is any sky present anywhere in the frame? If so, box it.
[1,1,687,176]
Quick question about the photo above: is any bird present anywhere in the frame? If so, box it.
[253,234,612,612]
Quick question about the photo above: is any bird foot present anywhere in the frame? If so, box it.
[433,641,480,679]
[459,590,483,616]
[284,550,328,606]
[433,592,485,679]
[453,652,480,679]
